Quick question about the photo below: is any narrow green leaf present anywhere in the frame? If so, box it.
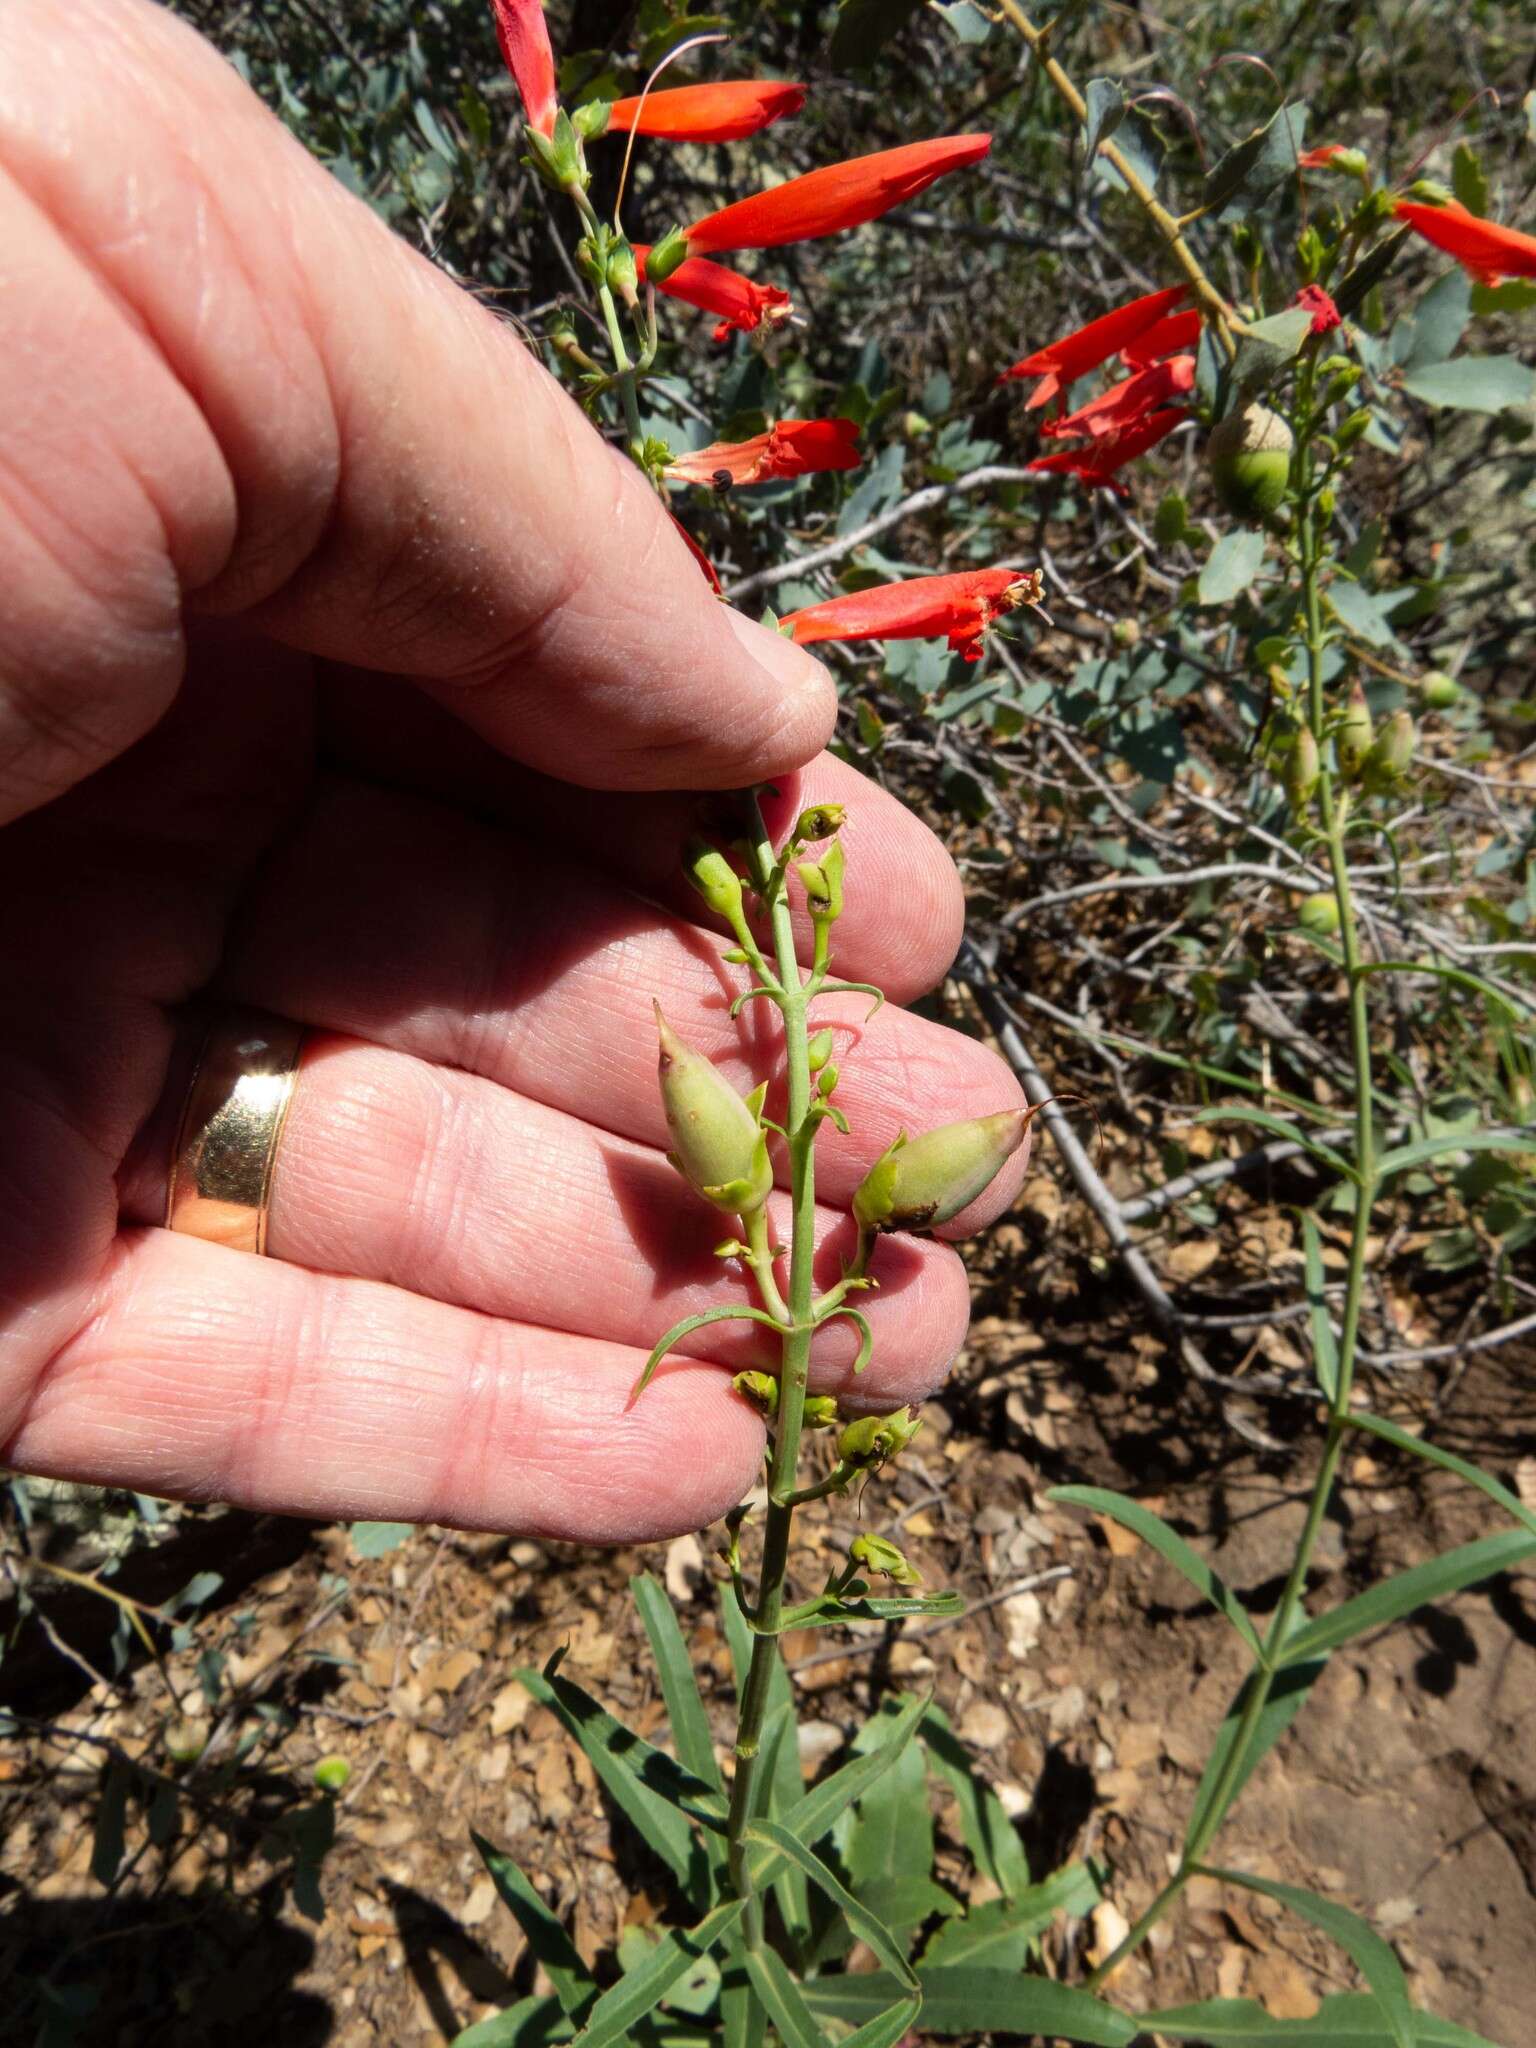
[1356,961,1521,1024]
[91,1757,131,1887]
[1199,528,1268,606]
[633,1305,785,1400]
[1196,1105,1353,1178]
[1200,1869,1412,2048]
[780,1588,964,1629]
[805,1966,1136,2043]
[781,1692,927,1852]
[719,1586,810,1941]
[1083,77,1125,161]
[1451,141,1489,216]
[1375,1128,1534,1179]
[920,1704,1033,1900]
[839,1997,924,2048]
[1141,1992,1465,2043]
[1204,102,1309,217]
[571,1896,746,2048]
[719,1929,765,2048]
[1185,1658,1326,1851]
[1051,1485,1264,1656]
[746,1819,918,1987]
[1349,1413,1536,1539]
[1281,1528,1536,1664]
[470,1833,593,2019]
[922,1864,1100,1969]
[742,1948,829,2047]
[516,1668,721,1899]
[452,1993,573,2046]
[1301,1214,1339,1401]
[631,1575,722,1793]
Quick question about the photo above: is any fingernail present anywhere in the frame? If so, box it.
[724,605,834,716]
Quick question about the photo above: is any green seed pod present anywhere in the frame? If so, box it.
[850,1533,921,1586]
[1283,726,1321,810]
[684,837,745,924]
[818,1063,840,1098]
[1111,618,1142,648]
[797,838,845,923]
[731,1371,779,1418]
[837,1406,923,1470]
[802,1395,840,1429]
[852,1110,1032,1235]
[314,1754,352,1793]
[1362,708,1414,793]
[1420,670,1462,710]
[1336,681,1374,779]
[1206,404,1295,518]
[163,1717,209,1765]
[606,237,639,306]
[806,1028,835,1072]
[794,804,846,844]
[655,1005,772,1214]
[1298,892,1342,936]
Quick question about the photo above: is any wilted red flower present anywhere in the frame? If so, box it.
[489,0,557,139]
[635,245,794,341]
[606,81,806,142]
[1028,410,1188,493]
[668,512,722,594]
[1295,284,1342,335]
[1041,356,1196,440]
[1120,307,1202,367]
[666,419,861,487]
[1394,199,1536,285]
[999,285,1189,410]
[781,567,1043,664]
[682,135,992,256]
[1299,143,1347,169]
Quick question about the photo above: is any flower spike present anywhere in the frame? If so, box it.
[605,81,806,142]
[489,0,558,139]
[781,567,1043,665]
[680,134,991,256]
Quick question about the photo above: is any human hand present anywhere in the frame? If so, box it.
[0,0,1028,1542]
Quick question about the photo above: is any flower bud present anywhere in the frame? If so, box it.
[1336,682,1373,779]
[794,804,846,844]
[1333,407,1372,452]
[818,1063,840,1099]
[1420,670,1461,710]
[314,1754,351,1793]
[163,1716,209,1765]
[803,1395,840,1429]
[1332,146,1369,178]
[1206,404,1294,518]
[1282,726,1320,810]
[850,1533,921,1586]
[1111,618,1142,648]
[797,838,845,923]
[644,225,690,284]
[684,837,746,923]
[1298,892,1341,936]
[525,108,584,192]
[607,238,639,306]
[731,1370,779,1417]
[852,1109,1031,1234]
[837,1406,923,1470]
[806,1028,835,1071]
[655,1005,773,1214]
[1362,707,1413,793]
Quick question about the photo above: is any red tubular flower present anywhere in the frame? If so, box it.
[666,419,861,487]
[667,512,722,594]
[999,285,1189,410]
[1028,409,1188,494]
[1041,356,1196,440]
[1295,284,1341,335]
[489,0,557,139]
[635,245,794,341]
[1394,199,1536,286]
[1299,143,1347,168]
[682,135,991,256]
[1120,307,1202,367]
[781,567,1043,664]
[605,81,806,142]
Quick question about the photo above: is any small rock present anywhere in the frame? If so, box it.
[959,1701,1011,1749]
[665,1533,706,1604]
[461,1875,498,1927]
[797,1720,844,1771]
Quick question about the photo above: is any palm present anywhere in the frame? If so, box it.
[0,629,1020,1542]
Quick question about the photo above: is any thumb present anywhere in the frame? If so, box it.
[0,0,833,819]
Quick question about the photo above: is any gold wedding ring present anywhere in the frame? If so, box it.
[165,1011,307,1255]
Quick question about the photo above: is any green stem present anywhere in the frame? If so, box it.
[724,796,822,1950]
[1086,354,1380,1994]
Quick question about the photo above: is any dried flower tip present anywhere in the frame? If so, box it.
[794,804,847,844]
[796,838,845,922]
[837,1406,923,1470]
[850,1533,921,1585]
[655,1004,773,1215]
[802,1395,840,1429]
[731,1370,780,1418]
[853,1109,1032,1234]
